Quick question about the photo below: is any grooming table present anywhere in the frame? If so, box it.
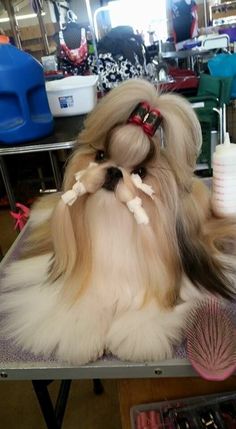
[1,224,236,429]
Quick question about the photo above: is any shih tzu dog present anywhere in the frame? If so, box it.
[1,78,236,364]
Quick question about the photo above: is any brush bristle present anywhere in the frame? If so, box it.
[186,298,236,381]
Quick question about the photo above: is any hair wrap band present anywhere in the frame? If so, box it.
[128,102,162,137]
[128,102,150,126]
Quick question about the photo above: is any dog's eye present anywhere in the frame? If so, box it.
[132,167,147,179]
[95,150,106,162]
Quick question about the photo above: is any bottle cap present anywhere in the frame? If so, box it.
[224,132,231,146]
[0,35,10,44]
[215,133,236,155]
[216,132,230,150]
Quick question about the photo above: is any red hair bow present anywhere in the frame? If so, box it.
[128,102,162,137]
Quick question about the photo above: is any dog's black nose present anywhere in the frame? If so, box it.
[103,167,123,191]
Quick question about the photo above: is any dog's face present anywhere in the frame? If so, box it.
[64,122,176,210]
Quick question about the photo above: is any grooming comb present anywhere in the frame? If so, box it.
[186,298,236,381]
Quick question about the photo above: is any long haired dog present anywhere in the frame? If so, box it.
[1,79,236,364]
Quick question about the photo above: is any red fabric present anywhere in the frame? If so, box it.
[159,68,199,92]
[160,76,199,92]
[60,38,88,66]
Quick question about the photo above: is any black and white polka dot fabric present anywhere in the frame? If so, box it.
[88,53,145,92]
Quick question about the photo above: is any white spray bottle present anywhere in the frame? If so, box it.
[212,132,236,217]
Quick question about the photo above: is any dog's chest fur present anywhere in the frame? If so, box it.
[85,191,148,310]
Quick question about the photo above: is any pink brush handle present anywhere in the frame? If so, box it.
[189,358,236,382]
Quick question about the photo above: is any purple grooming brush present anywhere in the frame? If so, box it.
[186,297,236,381]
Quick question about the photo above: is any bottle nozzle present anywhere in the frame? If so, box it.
[224,132,231,146]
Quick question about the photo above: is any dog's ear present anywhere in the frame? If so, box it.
[176,217,235,300]
[155,93,202,188]
[49,199,77,282]
[176,182,236,301]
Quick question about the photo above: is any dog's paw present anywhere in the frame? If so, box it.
[106,302,185,362]
[57,324,105,365]
[56,300,111,365]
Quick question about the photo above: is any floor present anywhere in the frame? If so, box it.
[0,380,121,429]
[0,209,122,429]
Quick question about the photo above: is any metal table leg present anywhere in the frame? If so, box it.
[93,378,104,395]
[55,380,72,427]
[32,380,71,429]
[0,156,16,211]
[49,151,62,191]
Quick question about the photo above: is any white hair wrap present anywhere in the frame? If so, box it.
[61,163,152,225]
[61,181,86,206]
[61,162,98,206]
[127,197,149,225]
[131,174,155,198]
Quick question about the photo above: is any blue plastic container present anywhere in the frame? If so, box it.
[0,39,54,144]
